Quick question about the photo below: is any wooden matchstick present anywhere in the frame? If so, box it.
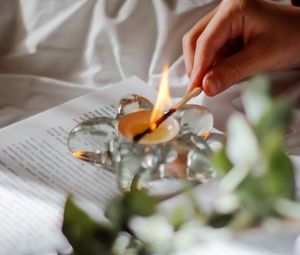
[133,87,202,143]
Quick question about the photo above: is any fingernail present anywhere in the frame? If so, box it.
[203,72,221,96]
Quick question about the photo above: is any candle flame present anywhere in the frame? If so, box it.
[150,65,173,126]
[73,151,88,160]
[201,131,211,139]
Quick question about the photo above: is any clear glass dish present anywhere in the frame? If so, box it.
[68,94,225,195]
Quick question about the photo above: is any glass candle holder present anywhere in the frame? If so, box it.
[68,94,224,195]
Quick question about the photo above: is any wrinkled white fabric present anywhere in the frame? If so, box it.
[0,0,218,126]
[0,0,215,87]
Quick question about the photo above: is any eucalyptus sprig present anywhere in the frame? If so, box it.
[62,76,300,255]
[212,76,296,228]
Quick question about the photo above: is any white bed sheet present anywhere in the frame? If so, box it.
[0,0,218,124]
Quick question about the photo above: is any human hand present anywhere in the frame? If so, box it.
[183,0,300,96]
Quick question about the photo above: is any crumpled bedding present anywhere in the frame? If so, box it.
[0,0,218,125]
[0,0,299,155]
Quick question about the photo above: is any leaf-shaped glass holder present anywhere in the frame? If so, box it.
[68,94,224,195]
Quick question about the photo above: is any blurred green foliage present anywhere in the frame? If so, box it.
[63,76,298,255]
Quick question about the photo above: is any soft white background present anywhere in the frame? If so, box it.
[0,0,217,127]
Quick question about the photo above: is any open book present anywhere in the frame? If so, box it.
[2,76,299,255]
[0,77,157,255]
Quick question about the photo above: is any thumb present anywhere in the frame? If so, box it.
[202,46,266,96]
[202,63,241,96]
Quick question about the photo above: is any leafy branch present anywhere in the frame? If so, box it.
[62,76,300,255]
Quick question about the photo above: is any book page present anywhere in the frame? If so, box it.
[0,77,157,255]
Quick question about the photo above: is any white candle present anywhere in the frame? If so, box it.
[118,110,179,144]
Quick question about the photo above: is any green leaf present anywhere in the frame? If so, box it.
[63,197,115,255]
[106,196,126,230]
[274,199,300,220]
[169,206,189,230]
[105,189,158,233]
[208,213,234,228]
[242,75,272,125]
[255,100,292,141]
[237,177,274,219]
[211,148,233,176]
[124,189,157,217]
[229,209,256,230]
[261,132,295,199]
[226,114,259,167]
[233,132,295,223]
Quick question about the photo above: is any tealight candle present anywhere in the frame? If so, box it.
[118,110,179,144]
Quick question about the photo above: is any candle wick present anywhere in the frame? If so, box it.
[132,108,175,143]
[133,87,202,143]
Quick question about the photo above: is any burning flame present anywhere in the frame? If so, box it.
[150,65,173,127]
[201,131,211,139]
